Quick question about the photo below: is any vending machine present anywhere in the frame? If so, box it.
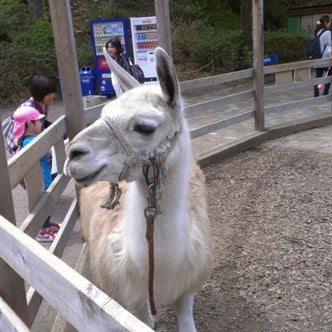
[90,18,132,95]
[130,16,158,84]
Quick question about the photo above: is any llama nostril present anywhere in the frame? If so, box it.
[70,150,84,160]
[69,146,89,161]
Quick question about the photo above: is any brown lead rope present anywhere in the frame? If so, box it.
[143,161,160,316]
[145,212,157,316]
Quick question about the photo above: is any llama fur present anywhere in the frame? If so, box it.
[65,47,213,330]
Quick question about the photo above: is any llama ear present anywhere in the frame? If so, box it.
[155,47,181,109]
[102,47,140,92]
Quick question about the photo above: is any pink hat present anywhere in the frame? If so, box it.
[12,106,45,138]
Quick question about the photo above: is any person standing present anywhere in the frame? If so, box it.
[5,74,57,155]
[105,38,134,97]
[314,15,332,97]
[12,106,60,242]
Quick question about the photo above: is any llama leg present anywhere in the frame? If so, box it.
[135,301,155,329]
[175,293,196,332]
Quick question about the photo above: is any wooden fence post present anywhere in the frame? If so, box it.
[0,127,29,325]
[48,0,85,138]
[154,0,172,58]
[252,0,265,130]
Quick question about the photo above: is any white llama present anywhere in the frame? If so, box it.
[64,47,212,331]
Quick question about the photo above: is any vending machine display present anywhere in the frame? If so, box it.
[130,16,158,84]
[90,18,131,95]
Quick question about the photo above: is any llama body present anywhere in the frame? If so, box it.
[64,48,212,330]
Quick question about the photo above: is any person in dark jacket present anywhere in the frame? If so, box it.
[105,38,134,97]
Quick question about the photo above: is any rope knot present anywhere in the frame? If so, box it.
[100,183,121,210]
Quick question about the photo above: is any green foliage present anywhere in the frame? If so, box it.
[213,10,241,30]
[0,0,29,101]
[0,17,57,103]
[0,0,28,42]
[172,24,309,77]
[264,1,289,31]
[173,21,246,74]
[264,31,309,62]
[170,0,240,29]
[29,19,57,69]
[171,0,208,22]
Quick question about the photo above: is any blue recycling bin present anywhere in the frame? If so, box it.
[263,54,279,65]
[79,66,95,96]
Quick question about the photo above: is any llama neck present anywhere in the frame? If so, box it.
[124,133,191,261]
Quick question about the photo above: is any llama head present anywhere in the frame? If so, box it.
[64,47,187,187]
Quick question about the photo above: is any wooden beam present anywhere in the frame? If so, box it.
[154,0,172,58]
[0,297,29,332]
[0,125,29,325]
[287,5,332,17]
[48,0,85,139]
[0,216,153,331]
[252,0,265,130]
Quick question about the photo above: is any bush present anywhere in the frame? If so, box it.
[172,21,246,75]
[264,31,309,62]
[1,18,57,103]
[172,26,310,80]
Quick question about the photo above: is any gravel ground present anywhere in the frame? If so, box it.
[155,142,332,332]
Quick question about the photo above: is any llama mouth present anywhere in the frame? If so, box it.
[74,165,106,186]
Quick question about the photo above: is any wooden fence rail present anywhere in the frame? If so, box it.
[0,216,152,332]
[0,56,332,330]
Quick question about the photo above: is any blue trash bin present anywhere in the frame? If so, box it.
[79,66,95,96]
[263,54,279,65]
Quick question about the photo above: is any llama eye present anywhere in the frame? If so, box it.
[133,123,156,134]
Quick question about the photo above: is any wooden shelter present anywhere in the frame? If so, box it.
[288,4,332,35]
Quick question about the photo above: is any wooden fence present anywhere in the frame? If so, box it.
[0,57,332,331]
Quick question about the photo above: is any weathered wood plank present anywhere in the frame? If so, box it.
[276,71,293,85]
[0,297,30,332]
[264,58,331,74]
[185,90,254,116]
[294,68,310,81]
[0,115,29,325]
[19,174,70,237]
[180,68,253,92]
[0,216,153,331]
[53,138,67,174]
[84,102,108,125]
[265,95,331,114]
[252,0,265,130]
[190,111,254,138]
[25,162,44,211]
[48,0,85,139]
[27,198,79,324]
